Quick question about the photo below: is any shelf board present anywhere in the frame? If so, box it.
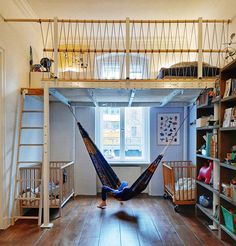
[197,125,219,131]
[221,94,236,103]
[196,204,219,225]
[196,154,220,162]
[220,193,236,206]
[221,225,236,241]
[197,103,214,109]
[220,127,236,131]
[196,180,219,195]
[220,162,236,171]
[212,97,220,104]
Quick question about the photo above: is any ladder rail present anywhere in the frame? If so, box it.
[12,91,43,225]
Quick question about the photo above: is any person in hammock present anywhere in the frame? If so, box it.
[97,181,129,208]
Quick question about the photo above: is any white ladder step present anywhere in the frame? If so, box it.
[21,127,43,130]
[17,178,42,182]
[16,197,40,201]
[17,161,42,164]
[19,144,43,146]
[22,110,43,113]
[14,216,39,220]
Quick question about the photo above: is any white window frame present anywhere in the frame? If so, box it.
[95,107,150,164]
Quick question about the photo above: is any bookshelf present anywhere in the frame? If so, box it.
[195,87,220,234]
[219,59,236,244]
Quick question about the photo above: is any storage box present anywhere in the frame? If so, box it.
[196,117,209,127]
[221,206,236,233]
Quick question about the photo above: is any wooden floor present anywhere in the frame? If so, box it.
[0,196,226,246]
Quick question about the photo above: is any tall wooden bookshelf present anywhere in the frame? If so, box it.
[196,60,236,245]
[195,89,220,236]
[219,60,236,244]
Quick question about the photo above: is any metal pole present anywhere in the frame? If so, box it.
[41,83,53,228]
[54,17,59,79]
[198,17,203,79]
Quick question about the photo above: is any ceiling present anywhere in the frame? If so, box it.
[26,0,236,21]
[51,88,201,107]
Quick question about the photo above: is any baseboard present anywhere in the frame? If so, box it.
[0,217,11,230]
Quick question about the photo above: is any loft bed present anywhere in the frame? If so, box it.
[5,17,232,228]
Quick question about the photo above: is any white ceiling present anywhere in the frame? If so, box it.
[26,0,236,20]
[52,88,201,107]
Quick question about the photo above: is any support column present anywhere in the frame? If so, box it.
[198,17,203,79]
[54,17,59,79]
[41,83,53,228]
[126,17,130,80]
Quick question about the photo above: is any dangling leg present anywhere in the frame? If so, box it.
[97,186,114,209]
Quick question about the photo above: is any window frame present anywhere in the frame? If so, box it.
[95,107,150,164]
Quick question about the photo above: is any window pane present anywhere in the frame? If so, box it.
[101,108,120,159]
[125,108,144,158]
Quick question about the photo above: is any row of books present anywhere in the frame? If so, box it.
[223,107,236,128]
[204,132,217,158]
[223,78,236,98]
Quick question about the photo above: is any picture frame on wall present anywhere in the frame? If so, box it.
[157,113,180,145]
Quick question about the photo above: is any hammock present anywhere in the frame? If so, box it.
[77,121,164,201]
[56,88,202,201]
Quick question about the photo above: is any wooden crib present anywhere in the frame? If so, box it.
[162,161,196,212]
[19,161,74,216]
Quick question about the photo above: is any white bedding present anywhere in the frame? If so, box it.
[175,178,196,201]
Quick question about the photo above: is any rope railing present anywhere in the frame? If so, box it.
[5,18,232,81]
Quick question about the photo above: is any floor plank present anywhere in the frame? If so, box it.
[0,196,225,246]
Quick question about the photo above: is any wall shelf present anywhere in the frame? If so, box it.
[221,225,236,241]
[196,154,220,162]
[221,94,236,103]
[196,180,219,195]
[220,193,236,206]
[197,125,219,131]
[220,162,236,171]
[196,204,219,225]
[220,127,236,131]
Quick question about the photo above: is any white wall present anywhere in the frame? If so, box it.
[149,107,185,196]
[0,1,41,229]
[50,105,186,197]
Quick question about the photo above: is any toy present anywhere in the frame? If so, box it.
[197,161,213,184]
[199,194,212,208]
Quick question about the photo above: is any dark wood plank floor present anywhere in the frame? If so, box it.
[0,196,226,246]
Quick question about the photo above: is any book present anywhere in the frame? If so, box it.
[223,79,232,98]
[223,107,233,128]
[231,78,236,96]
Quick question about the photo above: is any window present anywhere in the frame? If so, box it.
[96,107,149,163]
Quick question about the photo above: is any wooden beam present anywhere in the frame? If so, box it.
[4,19,231,24]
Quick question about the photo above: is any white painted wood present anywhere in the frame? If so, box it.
[126,17,130,79]
[183,106,188,160]
[42,83,52,228]
[0,48,5,229]
[198,17,203,79]
[53,17,59,79]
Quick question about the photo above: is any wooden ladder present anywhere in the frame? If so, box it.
[12,89,44,225]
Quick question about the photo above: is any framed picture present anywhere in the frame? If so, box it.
[157,113,180,145]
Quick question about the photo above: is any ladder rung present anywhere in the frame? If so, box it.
[17,178,42,182]
[17,161,42,164]
[22,110,43,113]
[16,197,40,201]
[19,144,43,146]
[21,127,43,129]
[14,216,39,220]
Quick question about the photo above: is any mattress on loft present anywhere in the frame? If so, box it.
[157,65,220,79]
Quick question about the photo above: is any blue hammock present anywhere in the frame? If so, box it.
[77,122,163,201]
